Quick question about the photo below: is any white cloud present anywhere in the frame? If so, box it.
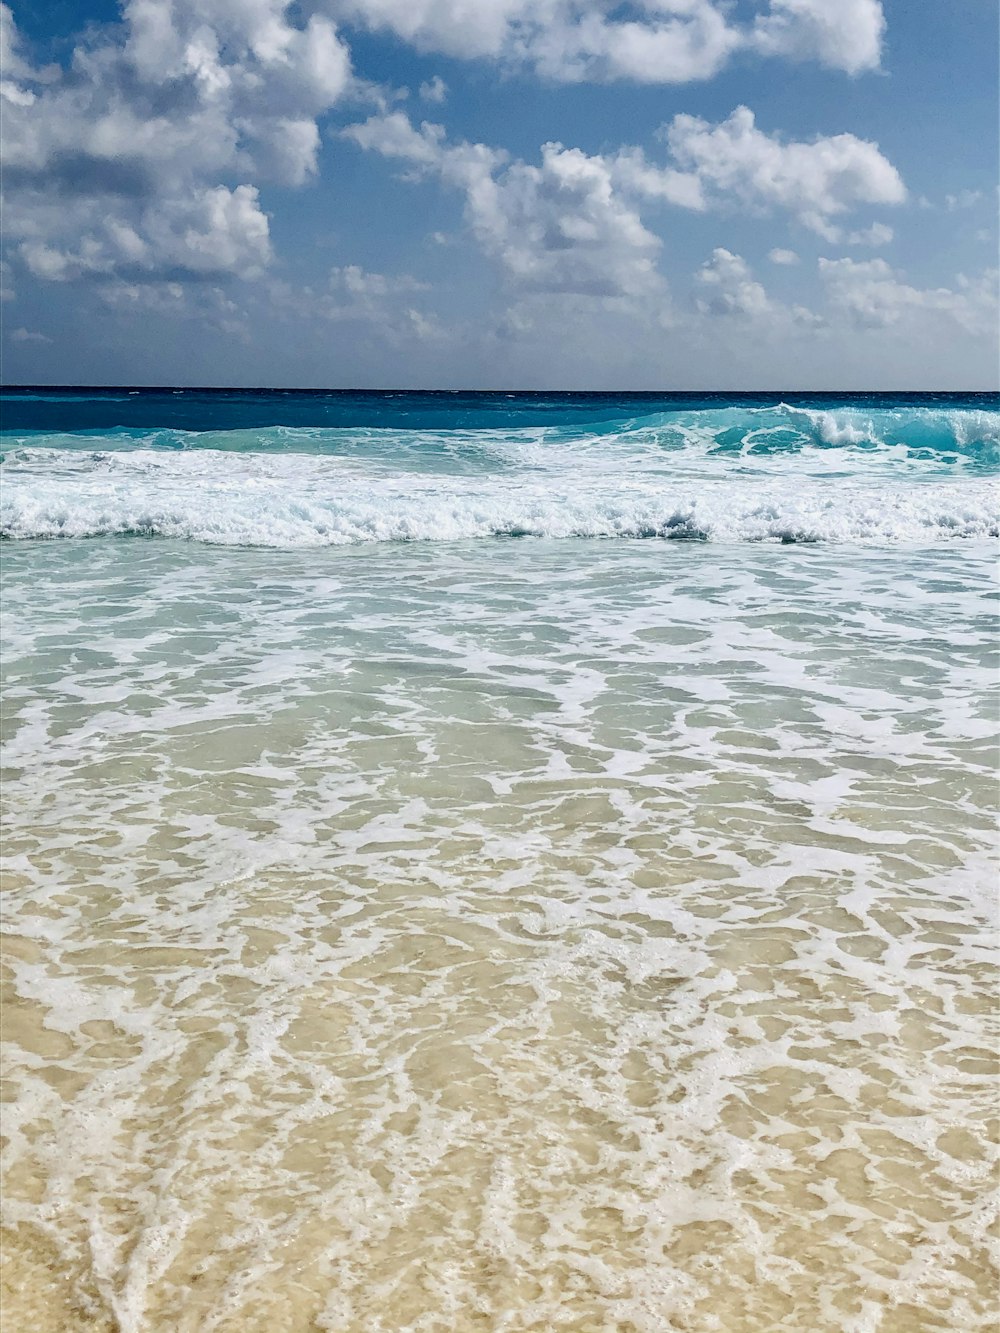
[99,281,187,312]
[98,280,251,335]
[346,107,906,302]
[330,264,428,301]
[607,147,707,211]
[818,257,998,334]
[467,143,663,296]
[686,251,997,341]
[1,0,899,312]
[124,0,352,125]
[3,0,352,188]
[332,0,525,60]
[329,0,887,82]
[791,303,825,328]
[18,238,108,283]
[419,75,448,102]
[844,221,893,246]
[945,189,983,211]
[9,327,52,343]
[527,1,742,84]
[0,0,348,287]
[768,247,799,265]
[661,106,905,239]
[269,265,443,341]
[695,247,771,317]
[751,0,884,75]
[17,186,272,283]
[0,2,58,89]
[345,113,663,298]
[147,186,273,277]
[345,111,457,166]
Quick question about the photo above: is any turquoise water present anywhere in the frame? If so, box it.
[2,391,998,546]
[1,390,998,1332]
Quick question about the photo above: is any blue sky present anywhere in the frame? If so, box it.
[2,0,997,387]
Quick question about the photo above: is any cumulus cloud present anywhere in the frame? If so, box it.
[819,257,998,334]
[3,0,351,188]
[419,75,448,102]
[345,113,663,298]
[9,326,52,343]
[659,106,905,240]
[148,187,273,277]
[844,221,893,246]
[346,112,458,166]
[606,147,708,211]
[768,247,799,265]
[751,0,884,75]
[330,0,886,82]
[695,248,771,317]
[685,250,997,341]
[1,0,350,286]
[17,186,272,283]
[346,107,905,298]
[526,1,742,84]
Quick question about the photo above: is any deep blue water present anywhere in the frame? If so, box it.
[2,386,997,434]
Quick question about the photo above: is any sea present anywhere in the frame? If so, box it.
[1,388,998,1333]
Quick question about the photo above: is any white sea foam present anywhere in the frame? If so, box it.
[2,538,998,1332]
[2,446,997,546]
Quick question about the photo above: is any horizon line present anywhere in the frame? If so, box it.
[3,384,998,395]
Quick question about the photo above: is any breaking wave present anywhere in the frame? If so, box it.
[2,447,996,546]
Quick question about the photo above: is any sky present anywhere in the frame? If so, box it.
[1,0,997,388]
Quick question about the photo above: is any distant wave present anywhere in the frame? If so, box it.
[599,404,1000,463]
[2,447,996,547]
[2,403,998,467]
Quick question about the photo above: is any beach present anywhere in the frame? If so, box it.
[1,391,998,1331]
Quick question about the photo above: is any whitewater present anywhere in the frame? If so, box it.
[2,395,998,547]
[1,388,998,1333]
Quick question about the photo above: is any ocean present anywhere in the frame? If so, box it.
[1,389,998,1332]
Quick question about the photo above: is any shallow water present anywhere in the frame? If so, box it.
[2,534,998,1332]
